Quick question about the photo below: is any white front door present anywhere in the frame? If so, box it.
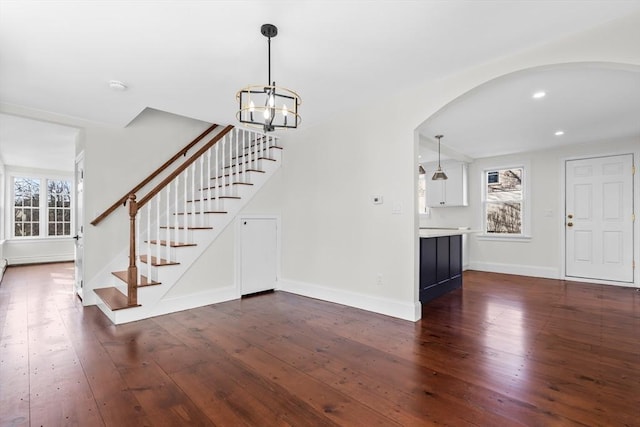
[74,153,85,299]
[565,154,634,283]
[240,218,277,295]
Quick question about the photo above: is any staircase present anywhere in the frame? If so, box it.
[91,124,282,324]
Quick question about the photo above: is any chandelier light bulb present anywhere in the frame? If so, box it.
[249,101,255,112]
[269,94,275,107]
[282,104,288,117]
[264,109,270,119]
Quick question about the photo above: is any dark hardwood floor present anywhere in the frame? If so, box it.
[1,263,638,426]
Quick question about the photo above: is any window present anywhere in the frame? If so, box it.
[12,175,72,238]
[483,167,524,235]
[47,179,72,236]
[14,177,40,237]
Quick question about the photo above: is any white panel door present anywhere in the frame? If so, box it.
[240,218,277,295]
[565,154,634,282]
[74,153,85,299]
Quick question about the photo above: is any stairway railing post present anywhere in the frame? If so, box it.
[127,194,138,306]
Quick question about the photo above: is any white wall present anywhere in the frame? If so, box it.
[2,238,74,265]
[277,11,640,321]
[466,137,639,281]
[2,165,75,265]
[277,102,421,321]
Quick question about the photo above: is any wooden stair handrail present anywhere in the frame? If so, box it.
[90,123,219,226]
[137,125,235,210]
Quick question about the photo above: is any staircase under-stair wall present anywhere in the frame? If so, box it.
[90,124,283,324]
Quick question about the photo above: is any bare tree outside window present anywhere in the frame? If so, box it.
[13,176,72,238]
[14,177,40,237]
[485,168,523,234]
[47,179,72,236]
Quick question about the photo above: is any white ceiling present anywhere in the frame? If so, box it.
[0,113,78,172]
[418,63,640,162]
[1,1,640,171]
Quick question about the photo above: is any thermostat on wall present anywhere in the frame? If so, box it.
[372,195,383,205]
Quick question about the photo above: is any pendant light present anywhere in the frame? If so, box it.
[236,24,301,132]
[432,135,448,180]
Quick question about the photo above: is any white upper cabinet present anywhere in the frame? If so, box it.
[424,161,468,207]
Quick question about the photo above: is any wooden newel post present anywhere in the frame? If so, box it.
[127,194,138,306]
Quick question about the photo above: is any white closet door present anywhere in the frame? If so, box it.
[240,218,277,295]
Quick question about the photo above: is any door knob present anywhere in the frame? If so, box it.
[567,222,573,227]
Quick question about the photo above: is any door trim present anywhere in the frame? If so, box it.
[560,151,637,287]
[235,214,281,296]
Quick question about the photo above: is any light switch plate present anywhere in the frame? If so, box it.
[372,195,383,205]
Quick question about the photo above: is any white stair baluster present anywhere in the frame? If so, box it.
[190,163,196,228]
[215,142,220,211]
[235,128,239,189]
[207,148,212,213]
[165,187,170,262]
[183,168,188,234]
[227,133,232,197]
[241,130,246,184]
[174,178,181,253]
[257,133,262,167]
[146,204,151,278]
[199,156,204,227]
[155,194,161,265]
[222,134,226,198]
[251,133,255,171]
[136,213,141,284]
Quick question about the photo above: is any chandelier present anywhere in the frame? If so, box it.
[236,24,301,132]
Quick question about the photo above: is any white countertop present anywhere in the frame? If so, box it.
[419,228,479,238]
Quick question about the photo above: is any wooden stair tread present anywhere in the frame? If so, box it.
[145,240,197,248]
[224,162,264,174]
[140,255,180,266]
[160,226,213,230]
[232,151,280,160]
[187,196,241,203]
[94,287,140,310]
[224,158,276,168]
[212,170,265,180]
[199,182,253,191]
[174,210,227,215]
[112,271,161,287]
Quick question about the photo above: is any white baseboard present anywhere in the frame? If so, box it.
[8,253,74,265]
[278,279,421,322]
[468,261,559,279]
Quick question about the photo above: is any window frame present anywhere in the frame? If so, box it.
[9,171,74,240]
[478,162,531,241]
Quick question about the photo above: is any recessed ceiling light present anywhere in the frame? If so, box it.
[108,80,127,91]
[555,130,564,136]
[532,91,546,99]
